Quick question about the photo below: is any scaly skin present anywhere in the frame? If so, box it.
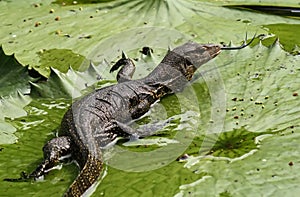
[27,42,221,196]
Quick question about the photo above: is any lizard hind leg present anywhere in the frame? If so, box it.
[110,52,136,83]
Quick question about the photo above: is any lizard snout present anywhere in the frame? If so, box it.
[202,44,221,58]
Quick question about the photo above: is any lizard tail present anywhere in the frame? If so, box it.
[64,154,103,197]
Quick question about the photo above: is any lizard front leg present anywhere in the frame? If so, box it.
[4,136,72,182]
[29,136,72,179]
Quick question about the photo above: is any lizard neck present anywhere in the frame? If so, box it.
[142,50,196,93]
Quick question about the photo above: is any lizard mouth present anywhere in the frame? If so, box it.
[209,45,221,58]
[211,48,221,58]
[202,44,222,58]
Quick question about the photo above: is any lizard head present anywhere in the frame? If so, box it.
[173,42,221,70]
[161,42,221,81]
[170,33,257,72]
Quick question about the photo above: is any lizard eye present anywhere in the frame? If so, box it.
[185,58,193,66]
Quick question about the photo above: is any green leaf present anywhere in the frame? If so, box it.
[0,46,34,144]
[263,24,300,52]
[176,132,300,197]
[53,0,116,4]
[0,46,32,97]
[0,120,18,145]
[0,93,32,144]
[37,48,86,75]
[214,41,300,132]
[30,61,116,98]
